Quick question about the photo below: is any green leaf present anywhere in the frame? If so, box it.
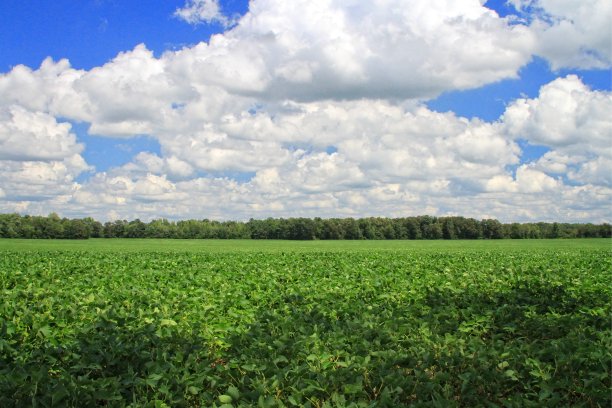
[147,373,164,381]
[160,319,177,326]
[145,400,170,408]
[273,355,289,365]
[52,385,69,405]
[227,386,240,400]
[37,325,52,338]
[219,394,233,403]
[504,370,518,381]
[344,383,363,394]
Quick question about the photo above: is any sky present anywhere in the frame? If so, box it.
[0,0,610,223]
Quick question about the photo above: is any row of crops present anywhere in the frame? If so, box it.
[1,244,610,406]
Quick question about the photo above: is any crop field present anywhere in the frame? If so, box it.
[0,239,610,407]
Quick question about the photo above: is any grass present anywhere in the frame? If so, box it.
[0,237,609,252]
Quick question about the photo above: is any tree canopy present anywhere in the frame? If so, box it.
[0,213,609,240]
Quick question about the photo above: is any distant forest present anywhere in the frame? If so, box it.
[0,213,610,240]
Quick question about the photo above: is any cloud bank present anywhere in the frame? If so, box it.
[0,0,610,222]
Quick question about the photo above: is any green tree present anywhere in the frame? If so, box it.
[481,219,503,239]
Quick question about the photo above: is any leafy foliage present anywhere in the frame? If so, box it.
[1,242,610,406]
[1,213,611,240]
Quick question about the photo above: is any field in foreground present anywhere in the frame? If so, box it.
[0,239,610,407]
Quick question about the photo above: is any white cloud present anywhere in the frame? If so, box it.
[160,130,292,172]
[503,75,612,194]
[515,165,561,193]
[174,0,232,26]
[0,105,90,203]
[258,151,369,194]
[532,151,576,175]
[0,0,538,136]
[509,0,611,69]
[0,106,83,161]
[199,0,535,100]
[78,45,194,137]
[503,75,612,152]
[0,1,610,223]
[0,156,88,202]
[568,156,612,187]
[119,152,195,179]
[0,58,88,119]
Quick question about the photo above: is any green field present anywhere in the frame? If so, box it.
[1,239,610,407]
[1,237,610,252]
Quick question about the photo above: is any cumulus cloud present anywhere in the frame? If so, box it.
[0,58,87,119]
[0,0,568,136]
[190,0,535,100]
[0,1,610,222]
[0,106,90,204]
[503,75,612,152]
[55,89,608,222]
[568,156,612,187]
[174,0,233,27]
[508,0,611,69]
[107,151,195,180]
[0,106,83,161]
[0,156,89,203]
[486,165,560,193]
[503,75,612,191]
[160,131,291,173]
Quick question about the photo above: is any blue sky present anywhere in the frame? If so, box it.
[0,0,249,70]
[0,0,610,222]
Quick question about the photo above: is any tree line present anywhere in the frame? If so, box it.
[0,213,610,240]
